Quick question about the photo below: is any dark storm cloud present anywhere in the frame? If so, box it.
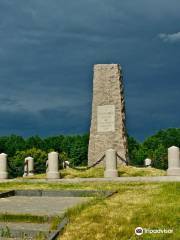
[0,0,180,140]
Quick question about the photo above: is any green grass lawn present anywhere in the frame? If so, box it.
[0,166,176,240]
[60,182,180,240]
[0,180,179,240]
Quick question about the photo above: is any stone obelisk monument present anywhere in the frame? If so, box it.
[88,64,128,166]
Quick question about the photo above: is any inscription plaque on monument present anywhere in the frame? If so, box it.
[97,105,115,132]
[88,64,128,166]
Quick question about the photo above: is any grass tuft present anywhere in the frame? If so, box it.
[18,165,166,180]
[60,165,166,179]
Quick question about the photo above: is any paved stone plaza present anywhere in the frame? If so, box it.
[0,222,50,232]
[0,190,98,238]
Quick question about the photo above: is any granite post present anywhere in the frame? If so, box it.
[46,152,60,179]
[104,149,118,178]
[0,153,8,179]
[26,157,34,176]
[167,146,180,176]
[88,64,128,166]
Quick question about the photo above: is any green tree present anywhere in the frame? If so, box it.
[143,128,180,150]
[152,144,167,170]
[142,128,180,169]
[43,135,64,152]
[69,134,89,166]
[133,145,150,166]
[4,135,25,156]
[129,129,180,169]
[0,136,8,153]
[9,148,47,177]
[127,135,140,165]
[26,136,44,150]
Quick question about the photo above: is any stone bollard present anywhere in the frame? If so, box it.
[26,157,34,176]
[144,158,152,167]
[0,153,8,179]
[104,149,118,178]
[167,146,180,176]
[23,157,34,177]
[46,152,60,179]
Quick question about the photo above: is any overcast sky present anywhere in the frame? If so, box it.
[0,0,180,140]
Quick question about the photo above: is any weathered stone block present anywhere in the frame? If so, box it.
[104,149,118,178]
[46,152,60,179]
[88,64,128,166]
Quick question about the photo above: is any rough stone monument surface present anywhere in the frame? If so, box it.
[88,64,128,166]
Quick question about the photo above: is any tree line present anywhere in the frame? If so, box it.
[0,134,89,177]
[128,128,180,169]
[0,128,180,177]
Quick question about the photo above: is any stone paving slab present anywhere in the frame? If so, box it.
[0,196,91,216]
[0,222,50,232]
[0,222,50,239]
[1,176,179,183]
[48,176,180,182]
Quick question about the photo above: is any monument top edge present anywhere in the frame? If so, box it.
[94,64,122,68]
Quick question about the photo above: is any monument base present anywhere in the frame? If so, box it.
[104,170,118,178]
[167,168,180,176]
[0,172,8,179]
[47,171,60,179]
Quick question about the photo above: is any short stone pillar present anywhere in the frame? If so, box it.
[167,146,180,176]
[46,152,60,179]
[104,149,118,178]
[23,157,34,177]
[0,153,8,179]
[144,158,152,167]
[26,157,34,176]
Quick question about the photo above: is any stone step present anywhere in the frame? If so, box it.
[0,222,51,239]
